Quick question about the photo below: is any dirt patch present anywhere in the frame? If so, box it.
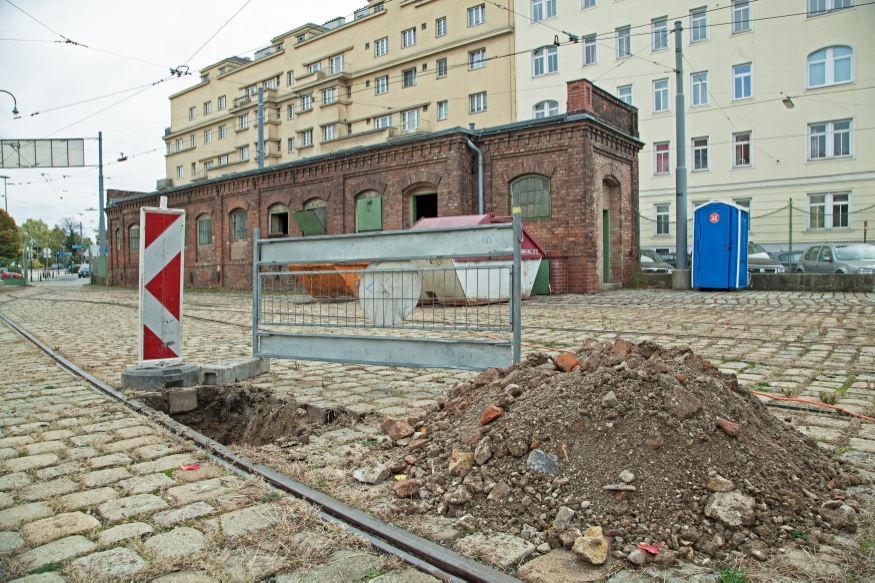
[380,339,869,563]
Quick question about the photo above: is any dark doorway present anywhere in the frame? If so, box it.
[413,193,438,222]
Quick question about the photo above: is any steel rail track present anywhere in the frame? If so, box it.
[0,312,520,583]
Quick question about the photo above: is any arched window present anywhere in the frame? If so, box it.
[533,100,559,118]
[356,191,383,232]
[230,209,247,240]
[129,225,140,254]
[197,214,212,245]
[807,46,852,88]
[532,46,558,77]
[511,175,551,219]
[115,229,120,251]
[268,204,289,235]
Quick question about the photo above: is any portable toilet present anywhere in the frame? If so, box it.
[692,200,749,290]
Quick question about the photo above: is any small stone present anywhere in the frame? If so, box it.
[580,501,591,509]
[393,479,419,499]
[380,415,399,433]
[553,506,575,529]
[675,374,687,383]
[559,528,581,550]
[704,491,756,527]
[610,339,634,358]
[626,548,649,565]
[619,470,635,483]
[353,462,390,485]
[602,484,636,492]
[448,449,475,476]
[717,418,739,437]
[487,482,512,501]
[644,436,664,450]
[403,455,417,465]
[519,548,610,582]
[459,425,482,446]
[536,542,551,553]
[664,387,703,420]
[653,549,677,568]
[479,405,504,425]
[527,449,559,474]
[454,532,535,569]
[573,526,610,565]
[388,421,415,441]
[705,475,734,492]
[555,354,582,372]
[446,485,472,505]
[601,391,618,408]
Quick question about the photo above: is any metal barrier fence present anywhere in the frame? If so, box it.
[640,199,875,269]
[252,219,522,370]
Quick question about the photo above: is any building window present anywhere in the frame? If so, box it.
[617,85,633,105]
[219,154,228,165]
[176,166,183,179]
[115,229,120,251]
[438,101,448,120]
[307,62,321,74]
[268,204,289,235]
[809,120,851,159]
[468,4,485,26]
[807,46,853,88]
[239,114,249,129]
[654,142,670,175]
[230,210,247,240]
[469,92,487,114]
[204,101,212,116]
[191,162,196,176]
[401,109,420,133]
[375,115,392,129]
[583,35,597,65]
[197,215,212,245]
[532,0,556,22]
[435,59,448,79]
[322,88,336,105]
[733,132,752,167]
[263,78,276,90]
[246,85,257,97]
[285,104,294,120]
[653,79,670,112]
[176,138,184,152]
[218,95,226,110]
[732,64,752,100]
[189,106,196,121]
[204,160,214,170]
[732,0,751,33]
[301,94,312,111]
[652,18,669,51]
[166,142,170,155]
[655,204,671,235]
[582,0,596,7]
[809,193,850,229]
[402,27,416,48]
[690,8,708,42]
[130,226,140,253]
[330,55,344,75]
[375,76,389,94]
[691,72,708,107]
[375,37,388,57]
[533,100,559,118]
[287,71,294,86]
[692,137,709,171]
[190,134,196,148]
[204,129,212,143]
[469,48,486,70]
[219,125,227,139]
[402,68,417,87]
[511,175,551,219]
[301,129,313,147]
[436,17,447,36]
[616,27,631,59]
[808,0,853,16]
[240,145,249,161]
[323,125,335,142]
[533,46,558,76]
[286,137,295,153]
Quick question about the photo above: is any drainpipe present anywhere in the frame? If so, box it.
[465,132,484,215]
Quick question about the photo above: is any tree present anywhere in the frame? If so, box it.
[0,209,21,264]
[20,218,52,251]
[60,216,84,262]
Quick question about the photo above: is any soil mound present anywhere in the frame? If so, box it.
[385,339,867,561]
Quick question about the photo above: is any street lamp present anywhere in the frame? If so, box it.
[0,90,19,116]
[0,175,9,213]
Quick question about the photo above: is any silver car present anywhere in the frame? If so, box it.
[640,249,673,274]
[795,243,875,274]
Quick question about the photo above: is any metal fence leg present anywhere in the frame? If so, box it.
[788,199,794,273]
[252,227,260,358]
[512,214,522,364]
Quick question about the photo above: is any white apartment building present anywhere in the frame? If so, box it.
[514,0,874,253]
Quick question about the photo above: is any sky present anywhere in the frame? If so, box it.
[0,0,363,239]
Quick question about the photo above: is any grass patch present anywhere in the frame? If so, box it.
[360,439,379,448]
[717,568,749,583]
[819,391,837,405]
[262,491,282,503]
[163,469,174,478]
[355,569,389,582]
[859,534,874,550]
[44,385,54,390]
[30,563,59,574]
[789,530,808,541]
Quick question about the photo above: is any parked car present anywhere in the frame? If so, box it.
[776,251,804,271]
[747,242,785,273]
[1,271,23,279]
[795,243,875,273]
[78,266,90,278]
[640,249,673,274]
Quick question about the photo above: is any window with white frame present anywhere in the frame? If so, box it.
[198,215,212,245]
[691,72,708,106]
[807,47,853,88]
[732,0,751,33]
[402,27,416,48]
[287,104,295,120]
[437,59,448,78]
[375,37,388,57]
[166,142,170,155]
[470,91,487,113]
[263,78,277,90]
[733,64,752,100]
[322,87,336,105]
[247,85,257,96]
[690,8,708,42]
[177,166,183,179]
[218,95,226,110]
[375,115,392,129]
[468,4,485,26]
[204,160,214,170]
[287,137,295,153]
[308,62,321,73]
[653,79,670,112]
[230,209,247,240]
[809,120,851,159]
[190,134,196,148]
[402,68,417,87]
[533,46,558,76]
[239,114,249,129]
[533,100,559,118]
[617,85,633,105]
[616,27,631,58]
[204,101,212,115]
[692,137,709,171]
[809,193,850,229]
[808,0,853,16]
[301,94,312,111]
[287,71,294,85]
[301,129,313,147]
[375,75,389,94]
[654,142,670,175]
[655,204,671,235]
[401,109,420,133]
[323,125,335,142]
[219,154,228,165]
[469,48,486,70]
[733,132,752,167]
[189,106,196,121]
[240,145,249,161]
[436,17,447,36]
[330,55,344,75]
[130,226,140,253]
[583,35,597,65]
[532,0,557,22]
[438,101,449,120]
[219,125,227,139]
[176,138,184,151]
[652,18,669,50]
[204,129,212,144]
[582,0,596,6]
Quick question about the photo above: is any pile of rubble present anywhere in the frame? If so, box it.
[368,338,866,568]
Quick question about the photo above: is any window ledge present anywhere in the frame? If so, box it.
[730,28,753,36]
[298,144,315,150]
[805,80,854,92]
[234,126,250,133]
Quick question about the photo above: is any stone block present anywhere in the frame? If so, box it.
[121,362,201,391]
[71,547,147,579]
[166,476,241,505]
[118,472,176,495]
[39,429,75,441]
[0,530,26,554]
[14,535,97,572]
[0,502,54,530]
[81,466,132,487]
[19,478,79,501]
[4,453,59,472]
[23,441,66,455]
[97,522,154,547]
[144,527,206,561]
[116,425,156,439]
[200,363,236,386]
[21,512,100,546]
[89,452,133,468]
[59,487,119,511]
[518,549,611,583]
[151,572,218,582]
[103,435,163,453]
[204,503,281,538]
[453,532,535,569]
[168,388,198,414]
[370,569,441,583]
[153,502,216,527]
[98,494,169,522]
[0,472,30,490]
[275,549,381,583]
[131,453,197,475]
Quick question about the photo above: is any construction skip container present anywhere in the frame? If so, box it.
[692,200,749,290]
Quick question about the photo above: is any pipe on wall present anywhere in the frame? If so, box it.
[465,138,484,215]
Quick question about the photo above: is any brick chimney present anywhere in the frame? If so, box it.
[566,78,594,116]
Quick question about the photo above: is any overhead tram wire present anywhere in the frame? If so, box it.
[182,0,254,67]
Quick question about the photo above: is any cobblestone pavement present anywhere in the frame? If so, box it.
[0,308,437,581]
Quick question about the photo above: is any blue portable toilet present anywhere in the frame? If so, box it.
[692,200,749,290]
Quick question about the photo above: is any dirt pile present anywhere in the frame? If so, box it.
[382,339,868,563]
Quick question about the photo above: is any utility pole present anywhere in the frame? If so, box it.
[673,21,690,288]
[0,175,8,213]
[257,87,265,169]
[98,132,106,253]
[79,221,83,264]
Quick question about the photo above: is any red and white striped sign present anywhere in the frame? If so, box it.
[138,197,185,364]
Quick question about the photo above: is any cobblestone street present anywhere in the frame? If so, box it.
[1,277,874,580]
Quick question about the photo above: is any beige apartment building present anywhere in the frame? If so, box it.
[514,0,874,256]
[163,0,516,188]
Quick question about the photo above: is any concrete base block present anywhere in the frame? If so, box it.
[120,363,201,391]
[672,269,692,290]
[200,364,236,386]
[168,388,198,414]
[201,357,270,386]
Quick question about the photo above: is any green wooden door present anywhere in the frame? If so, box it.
[532,260,550,295]
[357,197,383,232]
[603,210,610,283]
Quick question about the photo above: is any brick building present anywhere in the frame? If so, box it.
[107,79,642,294]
